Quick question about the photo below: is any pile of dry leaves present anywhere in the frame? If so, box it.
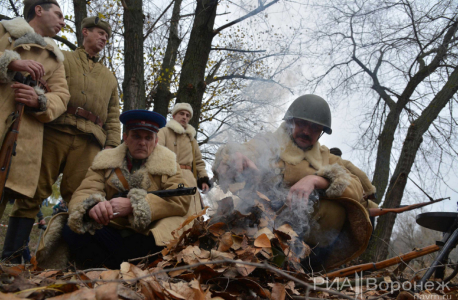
[1,192,457,299]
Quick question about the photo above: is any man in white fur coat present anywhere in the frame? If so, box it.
[157,103,211,214]
[0,0,70,263]
[36,110,192,269]
[212,94,373,271]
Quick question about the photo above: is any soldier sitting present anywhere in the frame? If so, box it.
[37,110,192,269]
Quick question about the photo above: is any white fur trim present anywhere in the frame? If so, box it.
[127,188,152,230]
[92,143,177,176]
[36,213,69,269]
[166,119,196,140]
[0,50,20,83]
[171,103,193,118]
[316,164,352,198]
[0,18,64,62]
[68,194,105,235]
[0,18,34,39]
[33,85,47,111]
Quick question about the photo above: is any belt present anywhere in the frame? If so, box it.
[180,165,192,170]
[67,107,103,127]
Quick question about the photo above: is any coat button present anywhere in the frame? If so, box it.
[83,73,86,76]
[81,91,85,95]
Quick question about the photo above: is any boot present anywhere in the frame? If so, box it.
[1,217,35,264]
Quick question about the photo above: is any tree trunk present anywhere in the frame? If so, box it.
[175,0,218,130]
[363,66,458,262]
[152,0,183,117]
[72,0,87,47]
[122,0,145,112]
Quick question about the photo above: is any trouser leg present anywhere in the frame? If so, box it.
[60,135,101,204]
[1,217,35,264]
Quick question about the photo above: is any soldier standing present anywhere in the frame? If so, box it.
[158,103,211,214]
[2,16,120,263]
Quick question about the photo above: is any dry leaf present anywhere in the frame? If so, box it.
[210,250,235,261]
[208,222,227,237]
[276,224,298,238]
[216,197,234,216]
[254,234,271,248]
[117,285,143,300]
[256,191,271,202]
[269,283,286,300]
[178,246,211,265]
[85,271,102,280]
[235,260,256,276]
[46,288,96,300]
[285,281,300,295]
[100,270,119,281]
[254,227,275,240]
[172,207,208,238]
[120,262,137,281]
[218,232,233,252]
[230,235,243,250]
[95,283,118,300]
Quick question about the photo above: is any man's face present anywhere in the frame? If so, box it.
[290,118,324,150]
[36,4,65,37]
[83,27,108,54]
[123,129,158,160]
[173,110,191,128]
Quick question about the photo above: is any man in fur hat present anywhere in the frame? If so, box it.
[3,16,121,263]
[36,110,192,269]
[212,94,373,270]
[0,0,70,263]
[158,103,211,213]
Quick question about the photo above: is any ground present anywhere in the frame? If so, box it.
[0,203,54,260]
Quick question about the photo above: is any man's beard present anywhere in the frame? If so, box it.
[290,133,313,151]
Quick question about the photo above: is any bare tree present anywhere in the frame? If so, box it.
[302,0,458,262]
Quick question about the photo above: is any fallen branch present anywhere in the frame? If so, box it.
[369,197,450,217]
[127,251,162,263]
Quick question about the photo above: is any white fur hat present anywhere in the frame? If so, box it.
[171,103,193,118]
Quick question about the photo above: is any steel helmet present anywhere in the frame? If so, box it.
[283,94,332,134]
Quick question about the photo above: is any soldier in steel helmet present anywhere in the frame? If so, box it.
[212,94,373,270]
[0,0,70,263]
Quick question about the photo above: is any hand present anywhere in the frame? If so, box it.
[286,175,329,207]
[109,197,133,217]
[89,201,114,225]
[104,146,114,150]
[201,183,210,194]
[8,60,45,81]
[11,83,39,108]
[216,152,259,180]
[39,219,46,226]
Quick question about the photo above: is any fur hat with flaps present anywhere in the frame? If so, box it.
[171,103,193,118]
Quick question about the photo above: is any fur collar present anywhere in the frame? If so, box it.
[0,18,64,62]
[166,119,196,140]
[92,143,177,176]
[274,122,330,169]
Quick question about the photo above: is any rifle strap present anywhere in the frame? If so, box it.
[190,138,197,180]
[114,168,130,191]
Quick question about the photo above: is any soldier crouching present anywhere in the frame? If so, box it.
[36,110,193,269]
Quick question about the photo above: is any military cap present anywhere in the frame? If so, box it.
[23,0,60,20]
[120,110,166,133]
[81,16,112,38]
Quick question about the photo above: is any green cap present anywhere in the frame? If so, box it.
[81,16,112,39]
[23,0,60,21]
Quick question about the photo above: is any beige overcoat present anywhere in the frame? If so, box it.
[158,119,210,191]
[213,122,373,268]
[0,18,70,198]
[47,48,121,147]
[37,143,196,269]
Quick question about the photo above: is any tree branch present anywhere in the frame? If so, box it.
[144,0,175,39]
[9,0,20,17]
[211,47,266,53]
[213,0,279,35]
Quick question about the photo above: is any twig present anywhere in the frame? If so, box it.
[144,0,175,39]
[61,259,355,300]
[9,0,20,16]
[210,48,266,53]
[128,251,162,263]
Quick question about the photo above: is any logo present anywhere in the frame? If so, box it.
[313,272,451,300]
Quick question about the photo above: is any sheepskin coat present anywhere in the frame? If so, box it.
[212,122,372,268]
[47,48,121,148]
[37,143,194,269]
[158,119,210,191]
[0,18,70,198]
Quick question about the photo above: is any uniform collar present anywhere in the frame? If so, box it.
[77,47,100,62]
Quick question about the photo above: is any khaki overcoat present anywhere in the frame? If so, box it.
[0,18,70,198]
[213,122,373,269]
[158,119,210,190]
[47,48,120,147]
[37,143,196,269]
